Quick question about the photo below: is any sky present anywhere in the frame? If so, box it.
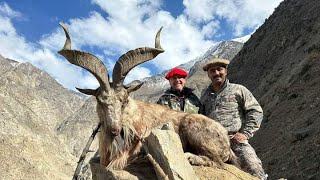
[0,0,283,90]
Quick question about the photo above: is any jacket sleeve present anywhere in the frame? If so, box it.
[239,86,263,139]
[199,89,208,115]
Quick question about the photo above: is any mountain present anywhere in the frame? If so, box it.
[0,55,87,179]
[186,40,244,97]
[227,0,320,179]
[131,40,244,102]
[56,96,100,159]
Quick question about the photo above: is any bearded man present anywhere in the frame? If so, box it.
[200,58,267,180]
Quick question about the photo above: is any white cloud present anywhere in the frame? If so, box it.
[38,1,215,72]
[183,0,283,36]
[183,0,217,22]
[0,0,283,90]
[0,19,35,63]
[125,66,152,84]
[91,0,162,22]
[0,3,97,90]
[0,2,21,18]
[201,20,220,39]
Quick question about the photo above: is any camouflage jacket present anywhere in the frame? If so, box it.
[199,79,263,139]
[157,87,201,114]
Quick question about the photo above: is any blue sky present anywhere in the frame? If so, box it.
[0,0,283,90]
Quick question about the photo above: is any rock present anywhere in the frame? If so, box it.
[194,165,258,180]
[90,156,158,180]
[145,129,198,180]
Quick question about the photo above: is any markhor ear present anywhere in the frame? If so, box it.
[76,87,98,96]
[125,81,144,94]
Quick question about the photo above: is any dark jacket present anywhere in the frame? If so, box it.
[157,87,201,113]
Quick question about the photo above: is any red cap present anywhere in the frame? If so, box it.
[165,67,188,80]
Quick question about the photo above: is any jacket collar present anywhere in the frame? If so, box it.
[164,87,194,97]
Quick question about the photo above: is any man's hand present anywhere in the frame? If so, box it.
[231,132,248,143]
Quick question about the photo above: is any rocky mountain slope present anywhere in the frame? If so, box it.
[186,40,244,97]
[0,55,87,179]
[227,0,320,179]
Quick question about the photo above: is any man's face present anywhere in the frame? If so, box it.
[169,75,186,91]
[207,65,227,86]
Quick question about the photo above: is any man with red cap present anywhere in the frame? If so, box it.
[157,67,201,113]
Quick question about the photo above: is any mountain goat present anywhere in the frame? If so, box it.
[58,23,237,170]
